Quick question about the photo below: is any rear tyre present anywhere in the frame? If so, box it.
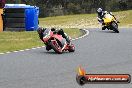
[50,40,62,54]
[68,44,75,52]
[114,29,119,33]
[111,22,119,33]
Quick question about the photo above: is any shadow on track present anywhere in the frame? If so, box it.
[40,50,74,55]
[99,30,119,33]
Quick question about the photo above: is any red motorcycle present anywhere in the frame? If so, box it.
[42,29,75,54]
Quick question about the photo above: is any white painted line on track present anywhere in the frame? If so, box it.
[13,51,19,53]
[19,50,24,52]
[0,29,89,55]
[32,48,37,50]
[41,46,45,48]
[6,52,11,54]
[36,47,41,49]
[72,29,89,41]
[25,49,30,51]
[0,53,5,55]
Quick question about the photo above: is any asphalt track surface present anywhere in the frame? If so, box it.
[0,28,132,88]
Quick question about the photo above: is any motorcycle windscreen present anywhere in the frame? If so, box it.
[43,29,51,42]
[103,14,113,23]
[61,38,67,47]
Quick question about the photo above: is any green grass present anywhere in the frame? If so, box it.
[0,28,82,53]
[113,10,132,27]
[39,10,132,28]
[39,14,97,28]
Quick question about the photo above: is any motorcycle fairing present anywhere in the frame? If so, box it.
[103,14,114,23]
[52,34,67,47]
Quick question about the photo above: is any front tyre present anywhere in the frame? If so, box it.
[50,40,62,54]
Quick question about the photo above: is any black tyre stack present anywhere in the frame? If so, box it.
[4,8,26,31]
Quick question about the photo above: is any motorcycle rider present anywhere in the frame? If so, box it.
[97,8,119,30]
[37,27,71,51]
[50,28,71,43]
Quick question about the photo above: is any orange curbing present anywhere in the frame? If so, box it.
[0,9,3,32]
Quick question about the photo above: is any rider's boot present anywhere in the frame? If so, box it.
[58,29,71,44]
[102,26,106,30]
[46,45,52,51]
[65,35,71,44]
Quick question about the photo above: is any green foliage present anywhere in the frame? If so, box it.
[105,0,119,11]
[67,3,81,14]
[5,0,132,17]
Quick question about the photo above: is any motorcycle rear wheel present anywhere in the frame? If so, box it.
[68,44,75,52]
[111,22,119,33]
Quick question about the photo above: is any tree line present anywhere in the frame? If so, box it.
[6,0,132,17]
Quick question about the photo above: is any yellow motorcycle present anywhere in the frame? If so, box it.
[102,13,119,33]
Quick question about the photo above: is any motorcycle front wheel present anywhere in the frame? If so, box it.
[50,40,62,54]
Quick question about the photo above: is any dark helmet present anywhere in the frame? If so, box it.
[97,8,103,16]
[97,8,103,13]
[37,27,44,34]
[51,28,56,31]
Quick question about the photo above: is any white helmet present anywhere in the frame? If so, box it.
[97,8,103,13]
